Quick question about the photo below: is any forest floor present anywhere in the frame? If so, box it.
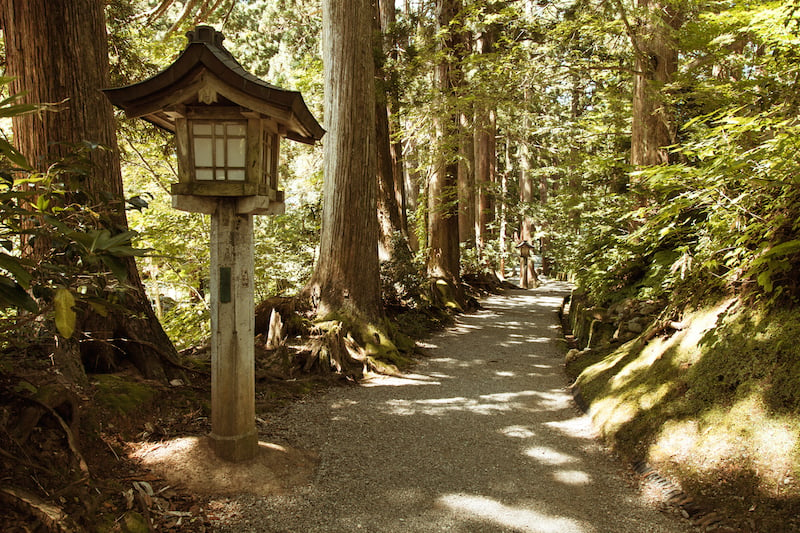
[133,281,698,532]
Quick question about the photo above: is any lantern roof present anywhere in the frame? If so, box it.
[516,241,536,249]
[104,26,324,145]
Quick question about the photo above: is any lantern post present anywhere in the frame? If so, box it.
[105,26,324,461]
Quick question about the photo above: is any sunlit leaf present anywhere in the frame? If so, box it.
[54,287,76,338]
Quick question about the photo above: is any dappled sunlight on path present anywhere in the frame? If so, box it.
[211,281,691,532]
[437,493,591,533]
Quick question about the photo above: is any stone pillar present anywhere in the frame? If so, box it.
[209,199,257,461]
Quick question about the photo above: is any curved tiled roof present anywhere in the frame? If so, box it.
[104,26,324,144]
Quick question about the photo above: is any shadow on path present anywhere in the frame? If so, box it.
[212,281,691,533]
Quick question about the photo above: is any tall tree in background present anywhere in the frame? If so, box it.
[473,26,497,252]
[629,0,682,167]
[426,0,463,298]
[518,123,538,285]
[379,0,409,237]
[307,0,383,320]
[0,0,179,380]
[457,30,476,247]
[374,0,408,261]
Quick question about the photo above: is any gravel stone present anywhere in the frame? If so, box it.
[211,281,693,533]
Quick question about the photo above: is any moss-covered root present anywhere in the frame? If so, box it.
[357,322,414,369]
[426,277,465,313]
[314,316,415,376]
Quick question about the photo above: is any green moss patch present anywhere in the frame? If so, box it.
[570,298,800,528]
[92,374,156,416]
[316,314,414,369]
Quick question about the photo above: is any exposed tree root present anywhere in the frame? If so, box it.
[0,486,81,533]
[303,323,365,379]
[9,381,89,477]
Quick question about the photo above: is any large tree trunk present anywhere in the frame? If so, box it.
[427,0,462,290]
[1,0,179,380]
[308,0,382,321]
[630,0,682,167]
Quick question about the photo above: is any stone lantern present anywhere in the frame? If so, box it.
[105,26,324,461]
[516,241,537,289]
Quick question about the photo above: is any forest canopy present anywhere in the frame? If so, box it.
[0,0,796,353]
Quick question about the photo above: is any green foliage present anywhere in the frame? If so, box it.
[380,232,426,307]
[632,104,800,305]
[523,0,800,311]
[254,207,320,300]
[0,83,151,351]
[106,3,326,347]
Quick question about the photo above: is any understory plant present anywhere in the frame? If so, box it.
[0,82,150,351]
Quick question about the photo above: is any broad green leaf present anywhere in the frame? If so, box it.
[0,276,38,313]
[0,138,31,169]
[0,252,32,288]
[54,287,76,338]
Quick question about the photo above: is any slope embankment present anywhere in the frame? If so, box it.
[566,294,800,532]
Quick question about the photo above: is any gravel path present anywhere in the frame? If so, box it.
[212,281,692,532]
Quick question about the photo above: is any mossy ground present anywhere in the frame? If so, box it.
[567,299,800,530]
[92,373,157,416]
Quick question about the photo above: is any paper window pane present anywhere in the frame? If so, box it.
[228,169,245,181]
[214,124,224,135]
[228,138,246,168]
[216,169,226,180]
[194,138,213,167]
[193,123,212,136]
[215,139,225,165]
[228,124,246,136]
[196,169,214,181]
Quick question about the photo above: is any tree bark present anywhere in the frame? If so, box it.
[457,54,476,246]
[518,136,538,286]
[377,0,408,234]
[630,0,682,167]
[427,0,462,288]
[374,0,408,261]
[308,0,382,321]
[1,0,179,380]
[473,25,498,253]
[497,140,508,280]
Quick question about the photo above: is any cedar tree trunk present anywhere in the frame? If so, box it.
[473,26,497,253]
[309,0,382,321]
[1,0,179,380]
[373,0,408,261]
[427,0,462,286]
[630,0,682,167]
